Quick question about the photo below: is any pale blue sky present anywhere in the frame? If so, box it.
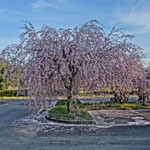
[0,0,150,66]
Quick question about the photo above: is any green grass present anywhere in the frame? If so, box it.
[2,96,27,99]
[48,99,150,124]
[56,100,67,105]
[47,100,93,122]
[54,100,150,110]
[74,102,150,110]
[106,103,150,110]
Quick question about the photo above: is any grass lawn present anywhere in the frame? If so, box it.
[2,96,27,99]
[105,103,150,110]
[75,102,150,110]
[47,100,150,123]
[47,100,94,123]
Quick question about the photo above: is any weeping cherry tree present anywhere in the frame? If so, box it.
[1,20,144,112]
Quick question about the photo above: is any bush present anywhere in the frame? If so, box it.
[0,90,27,97]
[0,90,18,97]
[0,89,28,97]
[16,90,28,96]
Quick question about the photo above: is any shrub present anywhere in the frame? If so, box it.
[0,90,28,97]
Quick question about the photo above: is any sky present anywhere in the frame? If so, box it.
[0,0,150,66]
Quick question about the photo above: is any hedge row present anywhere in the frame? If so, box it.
[0,90,28,97]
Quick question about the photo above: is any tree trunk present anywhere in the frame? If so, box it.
[142,94,148,106]
[142,100,147,106]
[67,95,73,113]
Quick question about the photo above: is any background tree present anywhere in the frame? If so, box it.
[136,63,150,105]
[145,63,150,80]
[109,50,143,103]
[0,58,10,90]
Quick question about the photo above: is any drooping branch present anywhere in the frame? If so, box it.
[1,20,144,109]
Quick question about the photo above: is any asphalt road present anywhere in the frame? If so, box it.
[0,99,150,150]
[79,96,139,103]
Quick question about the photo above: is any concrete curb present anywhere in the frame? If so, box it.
[45,115,95,124]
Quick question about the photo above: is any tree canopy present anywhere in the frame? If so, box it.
[1,20,145,111]
[0,58,10,90]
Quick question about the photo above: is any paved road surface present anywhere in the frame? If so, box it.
[79,96,138,103]
[0,99,150,150]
